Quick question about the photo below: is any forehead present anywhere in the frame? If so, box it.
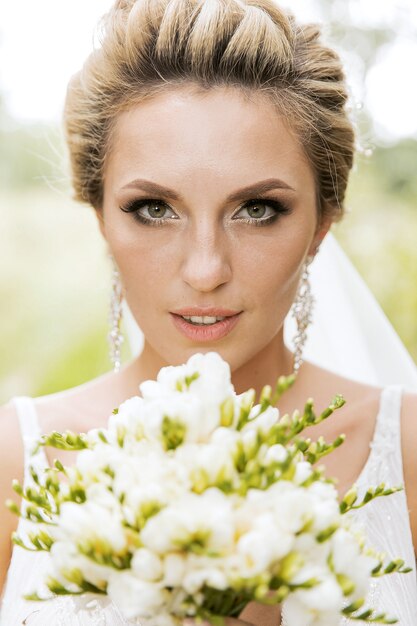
[105,85,315,193]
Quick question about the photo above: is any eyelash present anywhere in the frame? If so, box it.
[119,197,292,227]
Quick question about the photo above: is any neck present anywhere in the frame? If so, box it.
[122,326,298,403]
[229,327,295,397]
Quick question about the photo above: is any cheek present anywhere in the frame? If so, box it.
[104,216,173,293]
[241,253,301,325]
[232,223,312,310]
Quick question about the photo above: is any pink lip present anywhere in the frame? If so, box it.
[171,307,241,317]
[170,311,242,342]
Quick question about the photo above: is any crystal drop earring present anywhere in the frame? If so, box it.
[108,258,124,373]
[291,253,315,376]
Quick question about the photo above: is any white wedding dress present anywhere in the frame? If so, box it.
[1,234,417,625]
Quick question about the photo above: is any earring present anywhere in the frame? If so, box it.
[108,258,124,373]
[291,253,315,376]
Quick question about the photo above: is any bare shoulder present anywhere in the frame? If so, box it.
[0,400,25,593]
[400,391,417,553]
[32,365,132,434]
[298,360,383,417]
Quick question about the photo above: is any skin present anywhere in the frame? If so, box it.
[1,85,416,626]
[99,85,328,392]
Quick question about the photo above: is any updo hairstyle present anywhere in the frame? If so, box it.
[64,0,355,223]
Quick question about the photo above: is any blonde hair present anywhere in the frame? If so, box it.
[64,0,355,222]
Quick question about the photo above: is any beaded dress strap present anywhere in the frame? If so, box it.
[364,384,404,485]
[13,396,49,473]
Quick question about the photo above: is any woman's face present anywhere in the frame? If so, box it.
[99,85,329,371]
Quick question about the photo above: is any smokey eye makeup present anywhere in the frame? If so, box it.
[119,196,293,227]
[120,199,177,227]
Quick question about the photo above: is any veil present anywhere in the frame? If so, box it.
[121,232,417,392]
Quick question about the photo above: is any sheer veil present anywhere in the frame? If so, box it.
[122,232,417,392]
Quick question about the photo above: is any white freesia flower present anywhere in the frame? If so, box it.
[75,444,122,487]
[241,429,258,456]
[156,361,190,391]
[142,393,219,444]
[141,351,233,404]
[182,563,228,594]
[131,548,163,581]
[108,395,145,444]
[85,427,109,446]
[283,594,341,626]
[268,483,314,534]
[161,553,187,587]
[162,552,187,587]
[112,449,189,510]
[233,495,265,538]
[85,482,121,511]
[49,540,111,590]
[107,572,168,619]
[117,395,145,418]
[209,426,240,449]
[294,461,314,485]
[121,485,167,528]
[291,570,344,612]
[175,442,237,487]
[263,443,288,465]
[179,352,234,403]
[140,489,235,555]
[308,482,341,532]
[293,532,332,565]
[138,378,166,400]
[241,405,279,435]
[236,530,279,575]
[141,353,236,439]
[331,527,378,599]
[331,527,361,573]
[235,512,294,576]
[56,501,127,553]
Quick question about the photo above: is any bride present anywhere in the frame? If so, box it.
[1,0,416,624]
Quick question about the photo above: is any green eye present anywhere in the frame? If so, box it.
[146,202,168,219]
[245,203,268,219]
[120,198,177,226]
[234,198,292,226]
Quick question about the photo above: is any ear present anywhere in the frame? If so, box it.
[309,214,333,257]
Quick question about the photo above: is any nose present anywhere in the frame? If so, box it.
[180,223,232,293]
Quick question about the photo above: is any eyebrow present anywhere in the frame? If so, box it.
[120,177,296,201]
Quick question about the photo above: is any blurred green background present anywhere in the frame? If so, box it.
[1,0,416,404]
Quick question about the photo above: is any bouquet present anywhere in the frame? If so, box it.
[7,352,411,625]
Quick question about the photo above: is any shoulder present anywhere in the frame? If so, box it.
[400,390,417,554]
[299,360,383,417]
[31,367,125,434]
[0,400,25,592]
